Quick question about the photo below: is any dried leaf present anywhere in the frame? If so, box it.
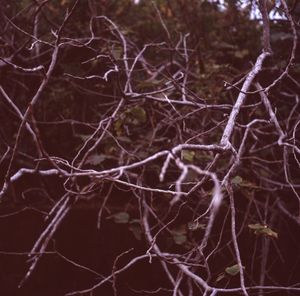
[248,223,278,239]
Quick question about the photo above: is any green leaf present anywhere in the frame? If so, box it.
[195,152,213,161]
[182,150,195,162]
[232,176,243,185]
[127,106,147,125]
[187,221,206,231]
[113,212,130,224]
[239,180,260,189]
[248,224,278,239]
[234,49,249,59]
[112,47,122,60]
[225,264,241,276]
[172,233,187,245]
[85,154,106,165]
[117,136,132,143]
[171,225,187,245]
[114,119,123,135]
[129,222,143,241]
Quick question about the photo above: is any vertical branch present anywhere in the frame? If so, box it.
[258,0,272,53]
[227,185,249,296]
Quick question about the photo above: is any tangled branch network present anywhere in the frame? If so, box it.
[0,0,299,295]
